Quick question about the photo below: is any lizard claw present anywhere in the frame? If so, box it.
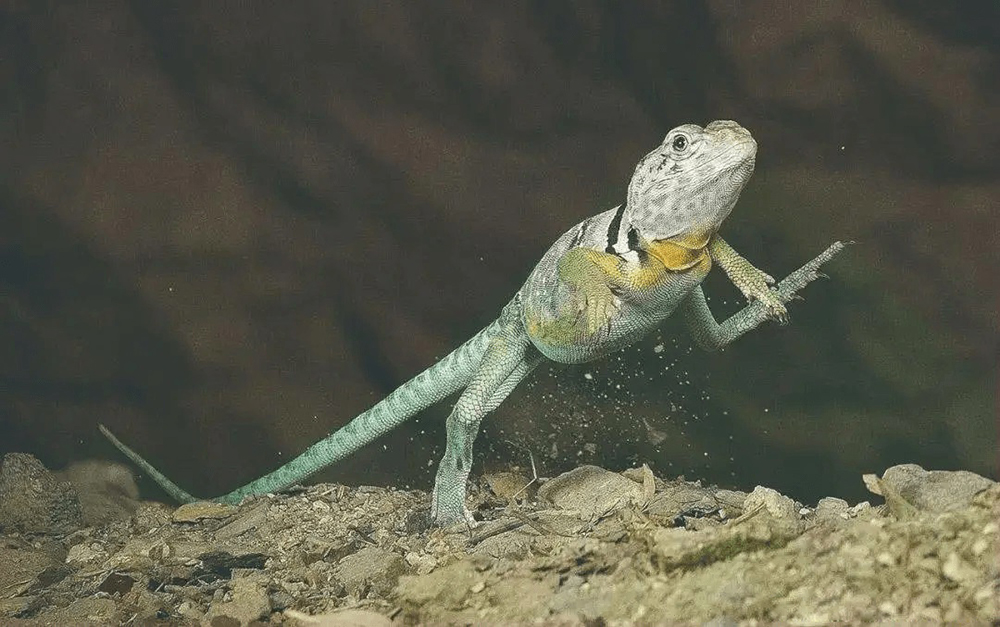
[582,287,619,336]
[765,300,789,325]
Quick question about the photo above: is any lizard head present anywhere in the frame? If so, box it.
[623,120,757,244]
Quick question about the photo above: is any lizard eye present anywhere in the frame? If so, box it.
[671,134,688,152]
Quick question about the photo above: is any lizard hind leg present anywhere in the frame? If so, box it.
[430,332,539,527]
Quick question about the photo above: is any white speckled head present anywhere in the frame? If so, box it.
[623,120,757,241]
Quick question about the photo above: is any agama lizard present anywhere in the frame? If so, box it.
[101,120,845,526]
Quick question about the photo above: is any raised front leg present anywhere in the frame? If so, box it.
[708,235,788,323]
[430,327,540,526]
[683,241,846,351]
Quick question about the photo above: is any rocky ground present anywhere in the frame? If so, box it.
[0,453,996,626]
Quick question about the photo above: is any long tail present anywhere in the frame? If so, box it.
[100,319,502,504]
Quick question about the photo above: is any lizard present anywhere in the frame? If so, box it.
[101,120,846,526]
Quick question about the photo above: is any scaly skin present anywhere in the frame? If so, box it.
[101,120,846,526]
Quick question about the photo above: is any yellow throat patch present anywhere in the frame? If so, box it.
[623,229,712,288]
[646,229,712,270]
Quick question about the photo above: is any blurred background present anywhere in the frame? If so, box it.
[1,1,996,505]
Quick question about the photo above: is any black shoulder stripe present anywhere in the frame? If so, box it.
[627,226,639,251]
[567,225,585,249]
[605,203,626,253]
[627,226,648,261]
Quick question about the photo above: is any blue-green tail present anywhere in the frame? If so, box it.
[100,320,502,504]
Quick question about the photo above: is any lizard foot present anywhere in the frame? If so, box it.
[740,265,790,325]
[431,468,478,527]
[757,288,790,325]
[431,498,479,528]
[735,275,788,325]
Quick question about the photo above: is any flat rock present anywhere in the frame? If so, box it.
[867,464,995,513]
[334,546,406,597]
[173,501,238,522]
[206,574,271,625]
[744,486,799,520]
[0,453,83,535]
[644,481,738,525]
[743,486,805,536]
[537,465,645,519]
[814,496,850,525]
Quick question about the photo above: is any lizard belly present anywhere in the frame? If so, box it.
[521,252,710,364]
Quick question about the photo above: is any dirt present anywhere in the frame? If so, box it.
[0,453,996,626]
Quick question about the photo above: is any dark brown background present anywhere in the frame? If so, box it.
[1,1,996,504]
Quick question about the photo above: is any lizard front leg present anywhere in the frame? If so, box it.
[708,235,788,323]
[684,241,846,351]
[430,325,540,526]
[523,247,628,350]
[556,247,625,337]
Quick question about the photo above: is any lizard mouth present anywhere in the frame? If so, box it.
[684,145,755,197]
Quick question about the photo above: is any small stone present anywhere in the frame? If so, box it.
[941,551,978,583]
[470,581,486,593]
[973,582,1000,614]
[405,552,438,575]
[206,576,271,625]
[814,497,849,524]
[334,547,406,597]
[744,486,799,521]
[269,589,295,611]
[971,538,989,556]
[875,552,896,566]
[66,542,105,564]
[216,501,270,540]
[878,601,897,616]
[0,597,33,618]
[97,572,135,595]
[177,600,205,621]
[744,486,804,534]
[173,501,238,522]
[849,501,872,515]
